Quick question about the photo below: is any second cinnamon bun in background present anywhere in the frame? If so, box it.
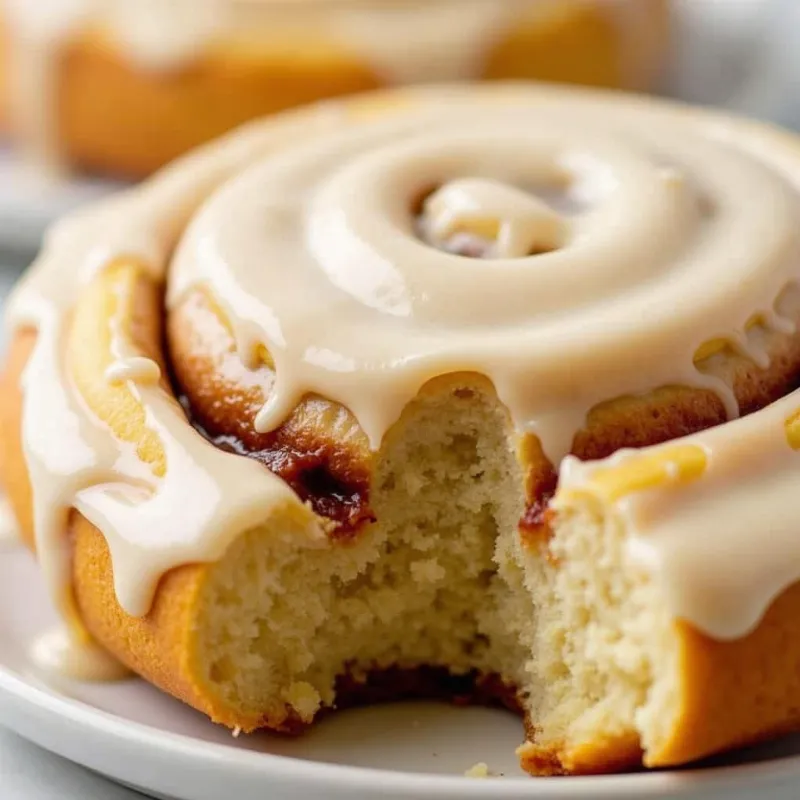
[0,0,670,177]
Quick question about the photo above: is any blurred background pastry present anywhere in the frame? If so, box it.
[0,0,671,178]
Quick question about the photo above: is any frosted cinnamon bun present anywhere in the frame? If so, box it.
[0,0,670,176]
[5,83,800,776]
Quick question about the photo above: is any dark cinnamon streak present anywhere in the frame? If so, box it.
[518,470,558,550]
[334,665,523,715]
[178,395,375,539]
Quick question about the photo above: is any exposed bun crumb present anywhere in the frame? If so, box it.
[464,762,491,778]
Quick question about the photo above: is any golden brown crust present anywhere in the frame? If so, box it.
[0,0,669,177]
[652,582,800,768]
[70,518,223,722]
[518,733,643,776]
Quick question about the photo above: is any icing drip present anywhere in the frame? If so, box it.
[104,356,161,386]
[30,624,130,681]
[8,83,800,659]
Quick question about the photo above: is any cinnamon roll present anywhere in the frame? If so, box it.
[5,83,800,776]
[0,0,670,176]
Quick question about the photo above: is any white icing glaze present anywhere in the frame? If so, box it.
[556,389,800,640]
[30,624,131,681]
[0,0,659,168]
[421,178,569,258]
[8,83,800,660]
[104,356,161,385]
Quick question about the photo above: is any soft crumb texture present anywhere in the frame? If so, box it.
[464,762,491,778]
[195,383,532,731]
[190,378,685,772]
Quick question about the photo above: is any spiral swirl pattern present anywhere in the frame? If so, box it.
[168,87,800,458]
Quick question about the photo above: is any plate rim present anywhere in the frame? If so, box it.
[2,661,800,799]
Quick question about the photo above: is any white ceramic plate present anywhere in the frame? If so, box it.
[3,546,800,799]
